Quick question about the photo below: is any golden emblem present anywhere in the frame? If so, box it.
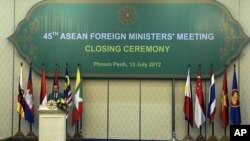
[221,92,227,111]
[118,6,137,25]
[231,91,239,105]
[47,99,57,110]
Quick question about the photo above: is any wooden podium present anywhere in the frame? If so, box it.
[38,105,66,141]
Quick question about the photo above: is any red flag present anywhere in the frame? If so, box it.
[184,67,193,127]
[40,66,47,105]
[194,66,206,128]
[220,69,229,128]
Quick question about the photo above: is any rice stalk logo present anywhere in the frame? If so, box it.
[118,6,137,25]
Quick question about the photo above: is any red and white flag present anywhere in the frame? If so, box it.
[194,66,206,128]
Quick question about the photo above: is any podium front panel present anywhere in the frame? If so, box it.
[38,106,66,141]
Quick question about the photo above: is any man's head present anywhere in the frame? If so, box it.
[53,84,59,93]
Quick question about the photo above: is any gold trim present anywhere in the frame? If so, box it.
[43,0,214,4]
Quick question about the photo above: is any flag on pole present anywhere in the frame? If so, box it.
[72,67,83,126]
[220,68,229,128]
[207,67,216,123]
[230,66,241,125]
[24,66,34,124]
[40,66,47,105]
[194,66,206,128]
[64,66,72,118]
[17,64,25,118]
[184,67,193,127]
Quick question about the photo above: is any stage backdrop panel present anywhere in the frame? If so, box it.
[8,0,250,79]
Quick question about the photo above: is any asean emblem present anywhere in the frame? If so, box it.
[118,6,137,25]
[47,99,57,110]
[231,91,239,106]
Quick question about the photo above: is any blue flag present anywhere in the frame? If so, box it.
[230,67,241,125]
[207,71,216,123]
[24,67,34,124]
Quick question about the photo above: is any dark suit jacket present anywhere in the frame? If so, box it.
[47,92,65,101]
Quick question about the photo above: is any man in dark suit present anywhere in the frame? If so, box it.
[47,84,64,101]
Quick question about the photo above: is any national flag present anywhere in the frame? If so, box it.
[230,66,241,125]
[24,66,34,124]
[40,66,47,105]
[17,64,25,118]
[53,67,58,87]
[72,67,83,126]
[64,67,72,118]
[183,67,193,127]
[194,66,206,128]
[220,69,229,128]
[207,68,216,123]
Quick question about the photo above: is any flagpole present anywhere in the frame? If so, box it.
[195,64,206,141]
[76,122,77,132]
[18,115,21,132]
[220,66,229,141]
[199,127,202,136]
[222,128,229,141]
[212,123,214,135]
[80,116,83,135]
[13,115,25,138]
[187,64,190,136]
[79,63,83,138]
[183,122,193,141]
[74,121,79,138]
[26,123,36,139]
[183,64,193,141]
[65,63,72,139]
[14,62,25,139]
[170,78,179,141]
[107,79,110,139]
[195,125,206,141]
[207,123,219,141]
[208,64,218,141]
[25,63,36,139]
[73,64,83,139]
[79,63,83,137]
[220,127,229,141]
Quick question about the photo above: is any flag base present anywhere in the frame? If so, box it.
[13,131,25,139]
[26,131,37,139]
[208,134,218,141]
[66,131,72,139]
[195,134,206,141]
[183,134,193,141]
[220,135,229,141]
[73,132,83,139]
